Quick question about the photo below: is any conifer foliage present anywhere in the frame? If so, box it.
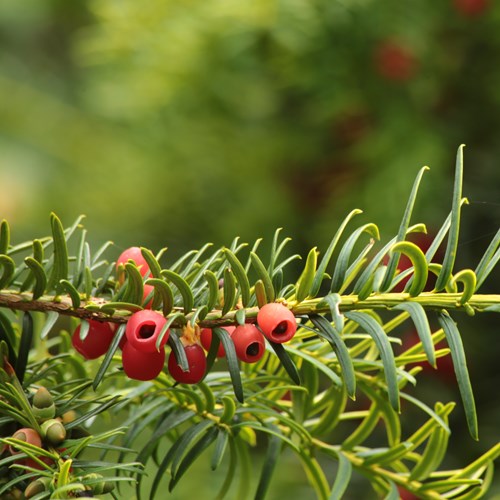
[0,146,499,498]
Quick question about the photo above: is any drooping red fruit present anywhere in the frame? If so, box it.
[116,246,150,284]
[121,341,165,381]
[200,326,236,357]
[168,344,206,384]
[72,320,115,360]
[232,324,266,363]
[126,309,168,353]
[374,41,418,82]
[257,303,297,343]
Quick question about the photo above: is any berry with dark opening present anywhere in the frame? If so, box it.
[116,246,150,284]
[200,326,236,357]
[72,320,115,360]
[232,324,265,363]
[168,343,206,384]
[9,428,42,455]
[126,309,168,353]
[121,341,165,380]
[257,302,297,343]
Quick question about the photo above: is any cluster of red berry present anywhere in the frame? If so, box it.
[71,248,298,385]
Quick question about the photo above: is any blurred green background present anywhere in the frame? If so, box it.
[1,0,499,497]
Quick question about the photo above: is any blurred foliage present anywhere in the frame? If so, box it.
[0,0,499,495]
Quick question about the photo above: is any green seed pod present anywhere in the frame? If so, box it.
[85,473,104,495]
[32,387,56,422]
[25,477,51,498]
[41,419,66,446]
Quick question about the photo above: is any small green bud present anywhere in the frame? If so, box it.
[41,419,66,446]
[25,478,51,498]
[33,387,54,409]
[103,481,115,493]
[32,387,56,422]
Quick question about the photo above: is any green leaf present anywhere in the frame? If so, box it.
[353,224,426,296]
[20,239,44,293]
[331,223,380,293]
[328,450,352,500]
[92,324,125,390]
[311,385,347,436]
[59,279,81,309]
[410,415,450,480]
[438,310,478,440]
[311,209,362,297]
[47,213,69,293]
[216,396,236,425]
[145,277,174,315]
[345,312,399,412]
[268,228,290,275]
[211,429,229,471]
[213,327,244,402]
[383,481,400,500]
[450,269,477,305]
[254,431,282,500]
[0,219,9,254]
[23,256,47,299]
[268,341,301,386]
[224,248,251,307]
[0,255,15,290]
[436,145,465,291]
[13,312,33,385]
[380,166,429,291]
[295,247,318,303]
[167,332,189,372]
[0,312,17,364]
[309,315,355,399]
[140,247,163,278]
[221,267,237,316]
[122,262,144,305]
[286,346,342,388]
[317,293,344,333]
[203,270,219,311]
[389,241,428,296]
[298,451,330,500]
[39,310,60,340]
[161,269,194,314]
[474,229,500,291]
[361,441,413,466]
[151,420,214,499]
[392,302,435,367]
[254,279,268,308]
[250,252,275,303]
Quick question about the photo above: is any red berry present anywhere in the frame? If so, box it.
[168,344,206,384]
[72,320,115,360]
[453,0,489,16]
[200,326,235,357]
[116,246,150,284]
[257,303,297,343]
[121,341,165,380]
[126,310,169,353]
[9,428,42,455]
[374,41,418,82]
[232,324,265,363]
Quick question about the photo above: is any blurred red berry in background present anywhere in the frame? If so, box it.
[374,41,418,82]
[453,0,489,16]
